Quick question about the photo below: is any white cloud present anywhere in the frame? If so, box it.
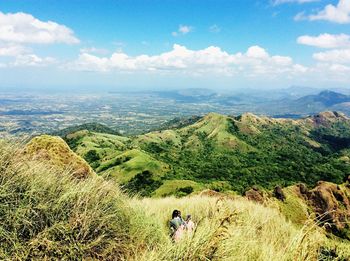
[172,25,193,36]
[306,0,350,23]
[0,11,79,44]
[0,11,78,67]
[273,0,318,5]
[246,46,269,59]
[12,54,56,67]
[0,44,29,56]
[68,44,305,79]
[313,49,350,64]
[209,24,221,33]
[329,63,350,72]
[297,33,350,48]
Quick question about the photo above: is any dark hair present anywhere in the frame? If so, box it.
[172,209,180,219]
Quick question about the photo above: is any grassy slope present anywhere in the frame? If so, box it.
[0,141,164,260]
[98,149,170,183]
[3,141,349,260]
[153,180,204,197]
[65,131,168,183]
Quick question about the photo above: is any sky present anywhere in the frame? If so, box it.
[0,0,350,91]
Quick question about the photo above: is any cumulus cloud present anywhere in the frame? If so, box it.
[297,33,350,48]
[313,49,350,64]
[172,25,193,36]
[0,11,79,44]
[11,54,56,67]
[67,44,306,78]
[0,44,29,56]
[246,46,269,59]
[297,0,350,23]
[0,11,79,67]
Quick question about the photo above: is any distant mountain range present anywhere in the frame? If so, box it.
[148,88,350,117]
[296,90,350,107]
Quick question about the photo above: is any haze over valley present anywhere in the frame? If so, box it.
[2,86,350,138]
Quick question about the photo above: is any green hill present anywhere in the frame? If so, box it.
[52,122,120,137]
[61,111,350,197]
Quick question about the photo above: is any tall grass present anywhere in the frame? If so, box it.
[0,140,347,260]
[132,196,325,261]
[0,141,163,260]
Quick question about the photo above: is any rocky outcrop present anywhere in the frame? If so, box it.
[273,186,286,201]
[245,181,350,239]
[307,181,350,238]
[245,187,265,204]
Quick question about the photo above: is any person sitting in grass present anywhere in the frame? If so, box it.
[185,214,195,233]
[169,209,186,242]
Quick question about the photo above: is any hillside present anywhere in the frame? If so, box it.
[59,111,350,196]
[52,122,120,137]
[0,140,349,260]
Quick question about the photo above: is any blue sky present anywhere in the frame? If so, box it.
[0,0,350,91]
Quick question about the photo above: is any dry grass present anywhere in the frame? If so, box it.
[1,140,348,260]
[0,141,163,260]
[132,196,325,261]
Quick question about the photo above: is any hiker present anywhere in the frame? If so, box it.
[169,209,186,242]
[185,214,195,233]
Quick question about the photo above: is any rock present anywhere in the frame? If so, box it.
[273,186,286,201]
[307,182,350,239]
[298,183,308,195]
[199,189,223,197]
[245,188,264,204]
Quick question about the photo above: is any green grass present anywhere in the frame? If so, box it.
[99,149,169,183]
[153,179,204,197]
[66,130,129,157]
[273,186,310,225]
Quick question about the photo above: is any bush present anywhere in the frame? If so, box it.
[84,149,100,163]
[175,186,194,197]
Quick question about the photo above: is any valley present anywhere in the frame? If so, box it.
[2,87,350,138]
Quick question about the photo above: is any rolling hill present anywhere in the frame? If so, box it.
[54,111,350,198]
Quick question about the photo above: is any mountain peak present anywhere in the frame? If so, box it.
[203,112,225,119]
[314,111,347,120]
[297,90,350,107]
